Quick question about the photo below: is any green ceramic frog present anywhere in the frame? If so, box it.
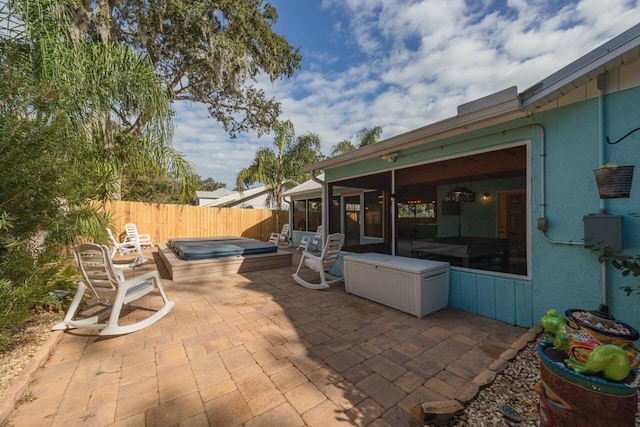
[540,308,633,382]
[540,309,571,351]
[564,344,631,381]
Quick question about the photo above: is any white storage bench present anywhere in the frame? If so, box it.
[343,253,450,318]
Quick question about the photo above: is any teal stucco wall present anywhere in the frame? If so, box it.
[324,85,640,330]
[531,87,640,331]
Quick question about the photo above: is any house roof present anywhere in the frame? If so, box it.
[281,174,324,197]
[304,23,640,174]
[195,188,235,199]
[202,185,269,207]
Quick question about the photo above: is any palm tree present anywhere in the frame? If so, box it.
[0,0,193,330]
[4,0,198,205]
[330,126,383,156]
[236,121,323,230]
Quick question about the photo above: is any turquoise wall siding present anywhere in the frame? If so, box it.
[324,85,640,330]
[449,270,532,327]
[327,251,350,277]
[531,87,640,330]
[291,230,314,248]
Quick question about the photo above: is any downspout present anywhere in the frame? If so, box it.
[598,74,607,214]
[597,73,608,309]
[310,170,327,246]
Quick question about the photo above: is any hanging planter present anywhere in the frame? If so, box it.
[593,164,635,199]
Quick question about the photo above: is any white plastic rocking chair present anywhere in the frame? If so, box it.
[268,223,291,247]
[53,242,174,336]
[124,223,154,248]
[106,227,147,267]
[297,225,323,252]
[292,232,345,290]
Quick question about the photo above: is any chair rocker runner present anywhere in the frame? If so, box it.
[268,223,291,247]
[53,243,174,336]
[292,233,345,290]
[106,228,147,267]
[298,225,323,252]
[124,223,154,248]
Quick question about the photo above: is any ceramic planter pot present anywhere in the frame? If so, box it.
[536,342,639,427]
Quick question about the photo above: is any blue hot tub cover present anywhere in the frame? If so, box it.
[168,237,277,261]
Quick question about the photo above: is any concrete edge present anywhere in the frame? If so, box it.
[418,326,543,425]
[0,330,63,424]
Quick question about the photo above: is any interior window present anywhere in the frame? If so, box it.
[364,190,383,238]
[308,199,321,231]
[293,200,307,231]
[343,195,361,246]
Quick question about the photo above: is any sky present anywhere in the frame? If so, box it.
[172,0,640,189]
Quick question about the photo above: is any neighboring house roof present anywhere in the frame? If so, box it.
[304,23,640,173]
[281,174,324,197]
[195,189,235,199]
[203,185,271,208]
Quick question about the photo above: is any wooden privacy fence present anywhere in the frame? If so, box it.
[104,201,289,244]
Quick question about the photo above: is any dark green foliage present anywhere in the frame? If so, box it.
[63,0,301,138]
[198,177,227,192]
[0,40,104,329]
[595,246,640,296]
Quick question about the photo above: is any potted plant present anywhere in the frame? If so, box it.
[593,163,635,199]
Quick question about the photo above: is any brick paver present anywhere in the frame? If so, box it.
[3,248,534,426]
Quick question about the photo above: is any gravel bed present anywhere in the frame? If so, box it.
[450,336,544,426]
[450,334,640,427]
[0,311,62,399]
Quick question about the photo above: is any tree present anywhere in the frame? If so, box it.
[236,121,323,229]
[120,173,225,204]
[62,0,302,138]
[198,177,227,192]
[0,37,107,329]
[3,0,199,204]
[122,172,183,204]
[0,0,192,328]
[331,126,383,156]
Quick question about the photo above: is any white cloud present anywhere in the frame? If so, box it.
[172,0,640,188]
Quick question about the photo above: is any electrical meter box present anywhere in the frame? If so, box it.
[583,214,623,251]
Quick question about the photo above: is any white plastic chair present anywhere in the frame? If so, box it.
[124,223,154,248]
[269,223,290,247]
[53,242,174,336]
[298,225,323,252]
[292,233,345,290]
[106,228,147,267]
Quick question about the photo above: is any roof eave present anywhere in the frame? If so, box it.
[304,88,521,173]
[520,24,640,110]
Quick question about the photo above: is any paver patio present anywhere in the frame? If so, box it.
[4,248,536,426]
